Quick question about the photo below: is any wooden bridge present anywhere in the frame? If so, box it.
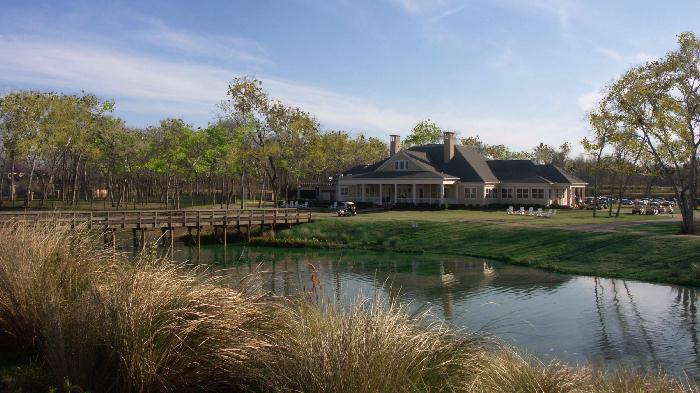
[0,208,313,250]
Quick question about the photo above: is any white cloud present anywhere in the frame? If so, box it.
[577,89,603,112]
[597,47,657,65]
[387,0,450,14]
[129,15,271,65]
[0,35,418,132]
[491,47,513,68]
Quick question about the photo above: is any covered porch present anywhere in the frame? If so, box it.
[339,180,459,205]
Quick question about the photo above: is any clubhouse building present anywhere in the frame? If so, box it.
[335,132,586,207]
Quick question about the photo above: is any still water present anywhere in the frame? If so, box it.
[173,243,700,381]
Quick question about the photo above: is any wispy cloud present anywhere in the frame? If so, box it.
[0,35,416,132]
[0,33,580,150]
[128,14,271,65]
[387,0,450,14]
[597,47,656,65]
[491,47,513,68]
[577,88,604,112]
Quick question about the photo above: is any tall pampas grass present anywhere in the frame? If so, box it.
[0,224,278,392]
[263,296,494,393]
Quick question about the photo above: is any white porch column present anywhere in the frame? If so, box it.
[412,184,416,204]
[361,184,365,202]
[394,184,398,203]
[440,183,445,205]
[379,184,383,205]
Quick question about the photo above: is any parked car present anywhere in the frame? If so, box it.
[656,202,674,214]
[646,202,663,215]
[336,201,357,217]
[621,199,633,206]
[631,203,646,215]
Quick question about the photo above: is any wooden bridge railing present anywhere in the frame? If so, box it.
[0,208,312,229]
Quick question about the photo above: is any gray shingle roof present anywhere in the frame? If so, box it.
[535,164,586,184]
[341,143,585,185]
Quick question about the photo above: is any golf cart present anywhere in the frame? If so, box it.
[337,201,357,217]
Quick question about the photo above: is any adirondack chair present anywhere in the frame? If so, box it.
[517,207,525,215]
[527,207,534,215]
[506,206,514,215]
[536,207,543,216]
[544,209,557,218]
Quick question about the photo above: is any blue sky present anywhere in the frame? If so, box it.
[1,0,698,152]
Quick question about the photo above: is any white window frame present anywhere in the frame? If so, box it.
[485,188,495,199]
[394,160,408,170]
[501,188,513,199]
[532,188,545,199]
[464,187,477,199]
[516,188,529,199]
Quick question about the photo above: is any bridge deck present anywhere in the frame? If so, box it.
[0,208,312,230]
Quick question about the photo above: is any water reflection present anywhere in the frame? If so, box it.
[171,243,700,381]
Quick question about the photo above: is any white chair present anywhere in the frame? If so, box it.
[329,201,337,209]
[506,206,514,215]
[536,207,543,216]
[527,207,534,215]
[302,201,309,208]
[517,207,525,215]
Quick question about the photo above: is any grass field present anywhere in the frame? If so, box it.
[260,209,700,286]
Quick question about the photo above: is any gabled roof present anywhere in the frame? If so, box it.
[535,164,586,184]
[486,160,552,184]
[340,142,585,185]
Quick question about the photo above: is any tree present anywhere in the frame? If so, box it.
[0,91,50,206]
[404,119,443,147]
[597,32,700,233]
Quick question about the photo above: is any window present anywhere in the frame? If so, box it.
[485,188,495,199]
[394,160,408,170]
[516,188,529,199]
[464,187,477,199]
[501,188,513,199]
[340,186,349,196]
[532,188,545,199]
[556,190,565,199]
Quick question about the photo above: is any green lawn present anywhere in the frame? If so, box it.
[262,209,700,286]
[349,207,672,228]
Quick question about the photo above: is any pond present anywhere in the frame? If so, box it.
[172,243,700,381]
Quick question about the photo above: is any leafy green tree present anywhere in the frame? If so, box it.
[595,31,700,233]
[404,119,443,147]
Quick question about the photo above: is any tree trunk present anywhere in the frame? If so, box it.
[10,155,16,206]
[240,172,245,209]
[679,190,695,234]
[24,155,37,207]
[71,154,82,206]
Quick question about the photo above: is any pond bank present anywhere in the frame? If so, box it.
[249,218,700,286]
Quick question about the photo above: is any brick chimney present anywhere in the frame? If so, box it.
[390,135,401,156]
[443,131,455,163]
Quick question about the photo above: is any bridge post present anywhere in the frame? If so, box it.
[132,228,139,250]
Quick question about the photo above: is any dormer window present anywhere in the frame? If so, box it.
[394,160,408,170]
